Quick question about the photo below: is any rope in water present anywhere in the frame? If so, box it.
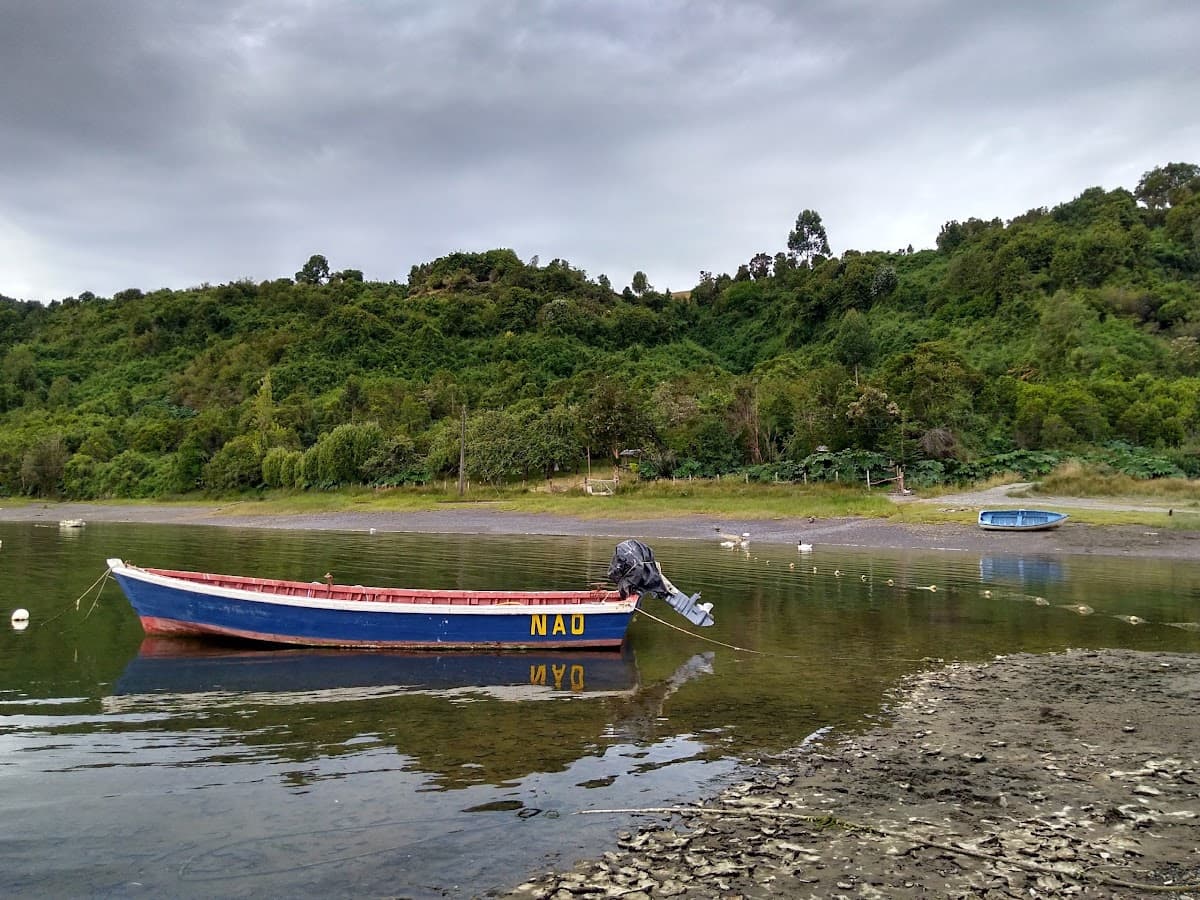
[37,567,112,627]
[637,606,942,663]
[636,606,778,655]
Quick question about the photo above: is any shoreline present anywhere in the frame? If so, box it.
[514,649,1200,899]
[1,500,1197,560]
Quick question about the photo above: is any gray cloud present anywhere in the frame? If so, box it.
[1,0,1197,301]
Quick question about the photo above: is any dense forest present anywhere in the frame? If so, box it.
[2,163,1200,499]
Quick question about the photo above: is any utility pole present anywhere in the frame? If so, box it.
[457,404,467,496]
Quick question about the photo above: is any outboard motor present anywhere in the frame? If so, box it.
[608,539,714,627]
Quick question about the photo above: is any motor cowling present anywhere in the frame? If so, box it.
[608,539,714,627]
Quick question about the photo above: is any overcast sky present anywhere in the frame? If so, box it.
[1,1,1197,303]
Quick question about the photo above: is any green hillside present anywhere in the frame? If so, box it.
[2,163,1199,499]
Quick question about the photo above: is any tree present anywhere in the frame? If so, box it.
[787,210,830,266]
[1165,195,1200,252]
[845,385,900,450]
[631,271,650,296]
[1135,162,1200,213]
[832,309,875,385]
[203,435,265,491]
[2,345,39,393]
[463,408,526,485]
[582,378,652,462]
[316,421,385,485]
[253,372,275,437]
[870,264,898,298]
[747,252,773,280]
[20,435,68,496]
[295,254,331,285]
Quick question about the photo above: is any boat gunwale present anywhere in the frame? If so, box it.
[107,559,633,616]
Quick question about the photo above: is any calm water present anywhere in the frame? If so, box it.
[1,521,1198,897]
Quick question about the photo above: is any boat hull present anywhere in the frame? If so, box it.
[977,509,1068,532]
[108,559,636,650]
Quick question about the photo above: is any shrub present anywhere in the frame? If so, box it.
[203,435,265,491]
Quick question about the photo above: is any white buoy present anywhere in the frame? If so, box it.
[11,608,29,630]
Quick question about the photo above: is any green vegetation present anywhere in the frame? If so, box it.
[2,164,1200,503]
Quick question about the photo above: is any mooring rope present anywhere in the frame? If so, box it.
[636,606,775,654]
[637,606,937,662]
[36,567,112,627]
[78,568,111,621]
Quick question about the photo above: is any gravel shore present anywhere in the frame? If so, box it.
[1,500,1197,560]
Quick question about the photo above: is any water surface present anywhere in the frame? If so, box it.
[1,522,1197,897]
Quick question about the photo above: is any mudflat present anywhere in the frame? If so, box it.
[513,649,1200,899]
[0,499,1196,560]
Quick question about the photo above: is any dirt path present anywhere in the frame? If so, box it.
[514,649,1200,899]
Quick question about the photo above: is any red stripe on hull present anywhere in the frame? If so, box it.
[137,615,626,650]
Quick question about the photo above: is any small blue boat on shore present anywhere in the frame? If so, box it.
[978,509,1068,532]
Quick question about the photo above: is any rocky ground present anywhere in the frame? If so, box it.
[511,649,1200,899]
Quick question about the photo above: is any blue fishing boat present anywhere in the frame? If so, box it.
[978,509,1068,532]
[106,540,713,650]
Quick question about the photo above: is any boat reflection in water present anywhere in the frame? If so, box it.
[105,638,717,790]
[979,555,1066,587]
[113,637,650,702]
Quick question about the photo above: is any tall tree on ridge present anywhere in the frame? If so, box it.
[787,209,830,266]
